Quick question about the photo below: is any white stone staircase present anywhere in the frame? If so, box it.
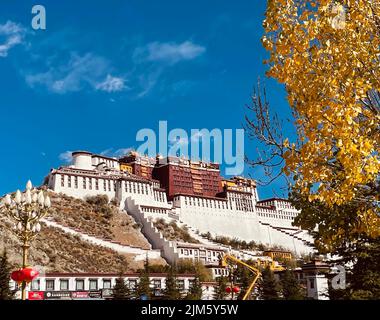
[257,220,316,254]
[124,197,181,264]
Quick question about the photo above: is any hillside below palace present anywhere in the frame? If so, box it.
[46,151,315,259]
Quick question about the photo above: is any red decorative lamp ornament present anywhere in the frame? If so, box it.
[233,286,240,293]
[11,267,39,284]
[225,287,232,293]
[11,270,24,284]
[20,267,39,283]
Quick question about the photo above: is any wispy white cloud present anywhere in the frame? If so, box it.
[59,151,73,163]
[134,40,205,65]
[26,53,108,93]
[25,53,127,94]
[21,33,205,98]
[0,21,26,57]
[132,40,205,98]
[96,74,128,92]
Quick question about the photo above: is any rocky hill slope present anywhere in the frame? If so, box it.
[47,192,151,249]
[0,192,166,272]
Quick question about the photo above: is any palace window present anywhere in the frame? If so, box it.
[46,279,55,291]
[89,279,98,291]
[103,279,112,289]
[89,178,92,190]
[60,279,69,291]
[61,175,65,187]
[68,176,72,188]
[76,279,85,291]
[95,179,99,190]
[74,176,78,189]
[83,178,87,189]
[31,279,40,291]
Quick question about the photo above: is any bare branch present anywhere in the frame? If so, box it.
[244,80,293,187]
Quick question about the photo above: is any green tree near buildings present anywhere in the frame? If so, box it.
[213,276,228,300]
[135,257,154,300]
[291,191,380,300]
[135,270,153,299]
[0,250,14,300]
[280,270,304,300]
[164,267,181,300]
[259,266,280,300]
[348,238,380,300]
[328,237,380,300]
[185,273,203,300]
[112,272,131,300]
[176,259,213,282]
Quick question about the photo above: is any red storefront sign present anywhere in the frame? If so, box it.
[28,291,44,300]
[71,291,89,299]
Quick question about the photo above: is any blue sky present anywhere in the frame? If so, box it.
[0,0,294,199]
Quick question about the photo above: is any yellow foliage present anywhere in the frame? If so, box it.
[263,0,380,207]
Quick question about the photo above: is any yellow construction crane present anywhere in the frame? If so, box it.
[219,254,284,300]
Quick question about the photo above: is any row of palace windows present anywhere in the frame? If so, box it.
[232,198,254,212]
[60,175,167,201]
[124,181,150,195]
[60,175,116,192]
[32,278,114,291]
[153,191,165,202]
[141,207,166,214]
[214,268,229,276]
[260,200,294,210]
[93,157,118,168]
[179,248,221,258]
[183,196,229,210]
[173,180,193,188]
[258,212,295,220]
[31,278,187,291]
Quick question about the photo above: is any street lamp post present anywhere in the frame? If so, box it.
[1,180,51,300]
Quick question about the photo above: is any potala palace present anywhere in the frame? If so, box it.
[45,151,315,268]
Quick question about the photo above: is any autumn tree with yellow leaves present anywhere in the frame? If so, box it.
[247,0,379,252]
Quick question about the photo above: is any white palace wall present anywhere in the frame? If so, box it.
[176,201,311,255]
[47,166,314,256]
